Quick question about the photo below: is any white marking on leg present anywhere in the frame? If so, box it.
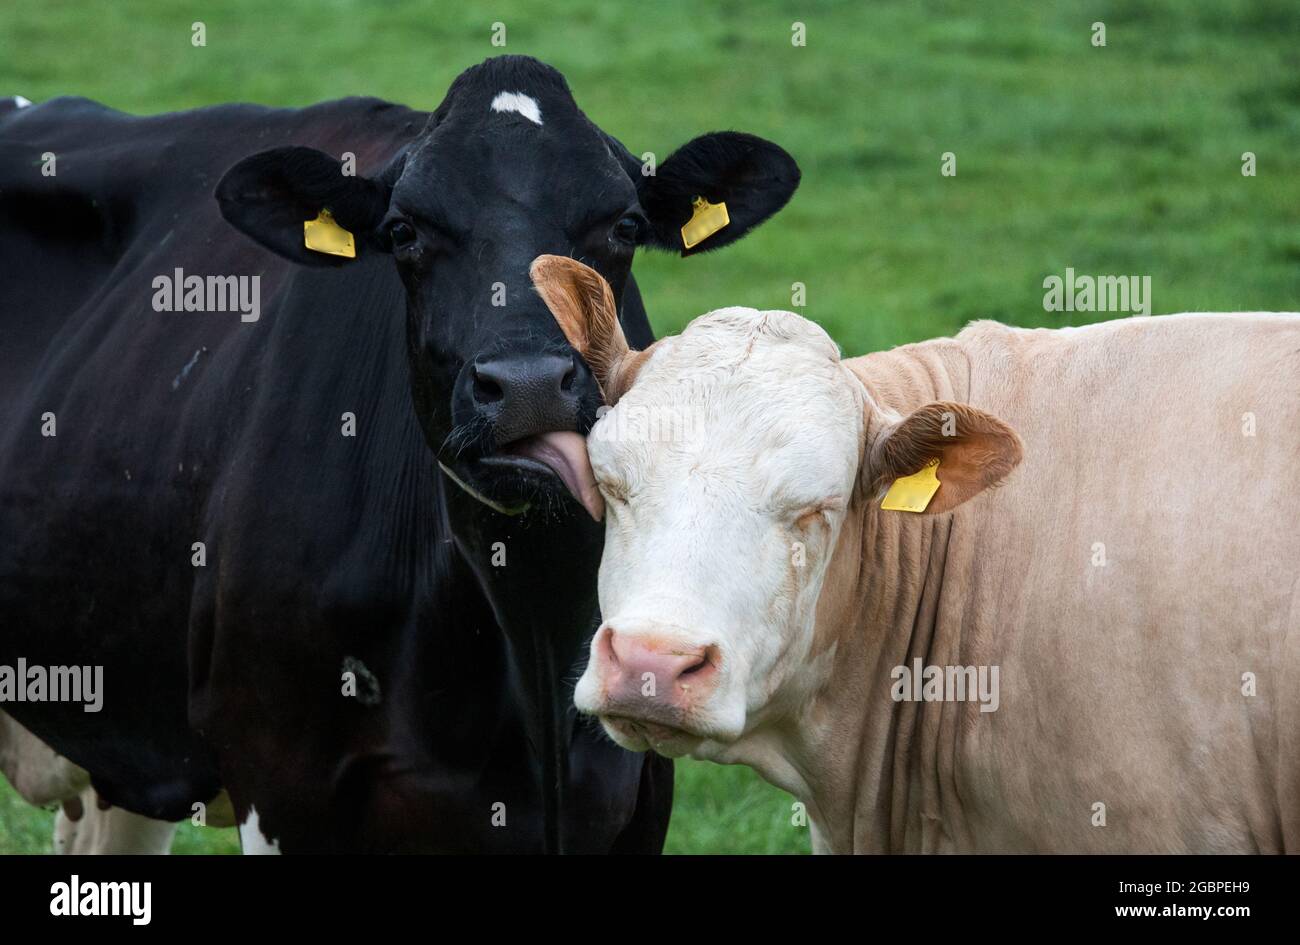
[238,805,281,855]
[490,91,542,125]
[53,787,178,854]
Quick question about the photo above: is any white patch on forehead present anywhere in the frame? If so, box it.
[490,91,542,125]
[12,95,32,108]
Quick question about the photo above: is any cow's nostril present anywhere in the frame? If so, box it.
[471,365,505,405]
[560,356,577,392]
[599,628,620,669]
[680,655,708,677]
[680,644,719,677]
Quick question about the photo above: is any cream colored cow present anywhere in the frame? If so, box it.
[531,255,1300,854]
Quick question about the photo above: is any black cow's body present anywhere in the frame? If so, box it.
[0,57,797,852]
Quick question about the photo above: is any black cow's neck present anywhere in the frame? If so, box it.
[443,489,604,854]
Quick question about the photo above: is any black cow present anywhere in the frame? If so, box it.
[0,56,799,852]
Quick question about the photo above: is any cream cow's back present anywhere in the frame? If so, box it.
[942,313,1300,852]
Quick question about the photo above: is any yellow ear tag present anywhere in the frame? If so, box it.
[881,458,941,513]
[303,209,356,259]
[680,196,730,250]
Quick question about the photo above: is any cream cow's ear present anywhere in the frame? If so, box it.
[530,254,657,405]
[866,402,1022,514]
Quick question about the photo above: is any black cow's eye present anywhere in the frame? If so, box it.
[612,215,642,245]
[387,220,418,251]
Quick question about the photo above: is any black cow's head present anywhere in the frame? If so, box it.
[216,56,799,520]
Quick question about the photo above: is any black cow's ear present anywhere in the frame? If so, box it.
[637,132,800,256]
[215,146,391,267]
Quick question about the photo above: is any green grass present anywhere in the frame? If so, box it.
[0,778,243,854]
[2,0,1298,853]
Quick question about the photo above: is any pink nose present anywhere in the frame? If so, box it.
[594,627,719,709]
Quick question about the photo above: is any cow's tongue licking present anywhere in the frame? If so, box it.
[506,431,604,521]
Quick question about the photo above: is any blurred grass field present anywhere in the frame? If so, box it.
[1,0,1298,854]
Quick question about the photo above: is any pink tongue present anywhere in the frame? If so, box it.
[512,431,604,521]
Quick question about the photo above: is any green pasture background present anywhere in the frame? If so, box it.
[1,0,1297,854]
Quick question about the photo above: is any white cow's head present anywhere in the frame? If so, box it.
[531,256,1021,758]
